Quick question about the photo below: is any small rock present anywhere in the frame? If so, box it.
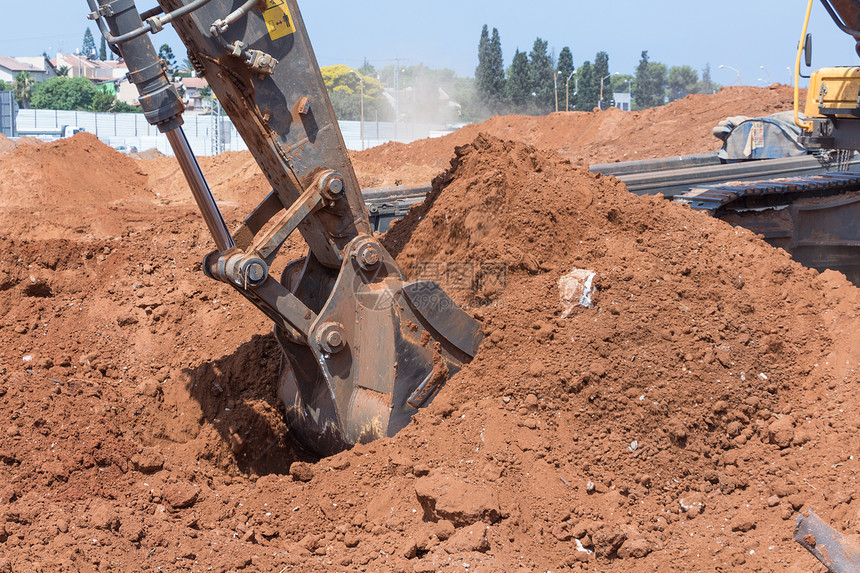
[415,475,501,526]
[552,524,572,541]
[678,492,705,514]
[528,361,545,377]
[290,462,315,482]
[730,510,756,532]
[399,538,418,559]
[768,416,796,449]
[617,538,651,559]
[56,519,69,534]
[163,481,199,509]
[767,495,780,508]
[787,493,808,511]
[131,449,164,473]
[524,394,539,410]
[445,522,490,554]
[435,520,455,541]
[90,502,120,531]
[138,378,160,398]
[344,531,360,548]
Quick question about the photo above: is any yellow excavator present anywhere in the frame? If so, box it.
[797,0,860,149]
[84,0,482,458]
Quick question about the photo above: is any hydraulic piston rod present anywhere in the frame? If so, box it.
[165,127,234,252]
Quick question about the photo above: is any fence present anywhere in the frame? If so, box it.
[14,108,452,156]
[0,92,16,138]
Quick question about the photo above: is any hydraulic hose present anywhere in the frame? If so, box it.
[211,0,262,36]
[88,0,214,45]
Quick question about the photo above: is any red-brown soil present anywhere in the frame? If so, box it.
[0,87,856,572]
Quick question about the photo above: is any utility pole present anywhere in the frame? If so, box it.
[565,71,576,112]
[394,59,399,142]
[599,73,618,110]
[348,70,365,150]
[554,71,561,112]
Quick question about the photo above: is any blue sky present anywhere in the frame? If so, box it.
[0,1,854,86]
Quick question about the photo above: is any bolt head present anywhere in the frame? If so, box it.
[359,245,380,268]
[328,178,343,195]
[247,262,265,282]
[325,330,343,348]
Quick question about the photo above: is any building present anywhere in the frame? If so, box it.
[613,91,632,112]
[0,56,56,83]
[179,76,211,112]
[54,53,127,81]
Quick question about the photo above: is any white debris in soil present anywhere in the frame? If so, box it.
[559,268,597,317]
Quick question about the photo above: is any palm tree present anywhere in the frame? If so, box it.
[14,71,34,109]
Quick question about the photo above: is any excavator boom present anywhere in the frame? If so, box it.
[87,0,482,456]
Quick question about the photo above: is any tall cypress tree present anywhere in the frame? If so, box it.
[475,25,493,109]
[574,61,595,111]
[82,28,96,58]
[506,49,530,113]
[634,51,667,110]
[557,47,575,111]
[528,38,554,115]
[594,51,611,109]
[487,28,506,109]
[99,36,107,61]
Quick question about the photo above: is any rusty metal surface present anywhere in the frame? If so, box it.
[158,0,370,268]
[277,237,482,457]
[795,510,860,572]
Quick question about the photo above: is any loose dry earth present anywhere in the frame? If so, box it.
[0,85,856,572]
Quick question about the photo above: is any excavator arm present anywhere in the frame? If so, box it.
[86,0,481,457]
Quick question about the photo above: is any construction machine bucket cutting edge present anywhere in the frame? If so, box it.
[276,238,482,457]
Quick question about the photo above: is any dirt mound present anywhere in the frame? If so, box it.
[0,134,15,154]
[359,85,803,178]
[0,132,151,209]
[0,131,857,572]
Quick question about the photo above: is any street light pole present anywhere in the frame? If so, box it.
[554,71,561,112]
[599,73,618,110]
[719,64,742,86]
[348,69,365,150]
[760,65,771,84]
[565,71,575,112]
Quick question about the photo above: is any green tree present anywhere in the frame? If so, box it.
[14,72,34,109]
[56,66,70,77]
[91,89,115,112]
[99,36,107,61]
[30,77,97,110]
[634,51,667,110]
[158,44,177,76]
[528,38,554,114]
[574,61,597,111]
[700,63,714,94]
[610,74,634,95]
[320,64,392,121]
[475,26,505,112]
[82,28,96,58]
[0,80,11,92]
[667,65,699,102]
[358,58,376,77]
[557,47,575,111]
[594,51,611,109]
[505,49,530,113]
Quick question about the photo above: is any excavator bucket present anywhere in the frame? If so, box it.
[277,245,482,457]
[89,0,481,457]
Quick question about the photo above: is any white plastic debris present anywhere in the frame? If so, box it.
[559,268,597,317]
